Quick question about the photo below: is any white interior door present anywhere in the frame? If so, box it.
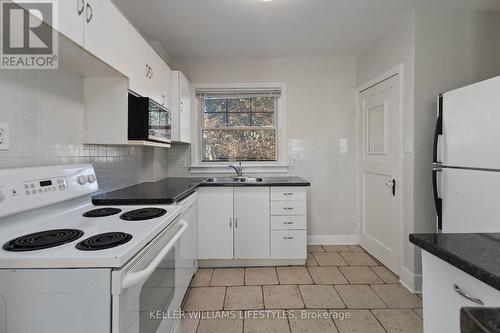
[358,75,401,274]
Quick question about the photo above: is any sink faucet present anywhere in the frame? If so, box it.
[228,162,243,178]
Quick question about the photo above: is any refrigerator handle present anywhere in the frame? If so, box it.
[432,168,443,230]
[433,94,443,164]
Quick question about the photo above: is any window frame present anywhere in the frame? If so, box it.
[190,83,288,173]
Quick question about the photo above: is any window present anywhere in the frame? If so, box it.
[197,88,282,162]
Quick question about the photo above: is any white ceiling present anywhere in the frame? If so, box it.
[113,0,500,60]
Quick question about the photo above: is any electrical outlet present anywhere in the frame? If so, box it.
[0,123,10,150]
[180,159,187,168]
[290,157,298,167]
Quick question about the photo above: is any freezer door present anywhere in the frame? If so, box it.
[441,168,500,233]
[441,75,500,169]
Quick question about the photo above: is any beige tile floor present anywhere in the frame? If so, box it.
[182,245,423,333]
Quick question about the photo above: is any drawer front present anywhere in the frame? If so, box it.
[271,230,307,259]
[271,201,306,216]
[271,187,306,201]
[422,251,500,307]
[271,216,307,230]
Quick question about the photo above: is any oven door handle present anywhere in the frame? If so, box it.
[121,220,188,290]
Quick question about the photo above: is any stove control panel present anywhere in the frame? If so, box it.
[23,177,67,196]
[0,164,98,218]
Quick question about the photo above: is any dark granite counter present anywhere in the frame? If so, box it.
[409,233,500,291]
[461,307,500,333]
[92,176,310,205]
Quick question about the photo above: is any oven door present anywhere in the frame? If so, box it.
[111,218,188,333]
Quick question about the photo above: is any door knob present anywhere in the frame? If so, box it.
[385,179,396,196]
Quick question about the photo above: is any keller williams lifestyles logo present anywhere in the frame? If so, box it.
[1,0,58,69]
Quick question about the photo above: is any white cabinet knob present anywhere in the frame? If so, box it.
[77,175,87,185]
[87,174,96,184]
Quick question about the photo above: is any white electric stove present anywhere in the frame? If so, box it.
[0,164,190,333]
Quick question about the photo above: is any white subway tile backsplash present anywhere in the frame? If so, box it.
[0,68,154,193]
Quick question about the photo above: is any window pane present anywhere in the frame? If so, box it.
[252,113,274,127]
[204,98,226,113]
[202,129,276,161]
[228,98,252,113]
[368,104,385,153]
[203,113,227,127]
[253,97,274,112]
[228,113,251,127]
[149,112,159,126]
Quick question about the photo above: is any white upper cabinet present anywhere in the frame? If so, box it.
[83,0,129,75]
[59,0,85,46]
[147,47,171,106]
[171,71,192,143]
[126,25,149,97]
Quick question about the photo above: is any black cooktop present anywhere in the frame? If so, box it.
[83,207,122,218]
[120,208,167,221]
[75,232,132,251]
[3,229,84,252]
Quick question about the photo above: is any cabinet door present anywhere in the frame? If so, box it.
[126,25,149,97]
[234,187,270,259]
[147,48,170,106]
[59,0,85,46]
[197,188,234,259]
[84,0,129,74]
[179,72,192,143]
[12,0,84,47]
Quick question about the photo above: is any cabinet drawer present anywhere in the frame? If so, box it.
[271,187,306,201]
[271,230,307,259]
[271,216,306,230]
[422,251,500,333]
[271,201,306,216]
[423,251,500,306]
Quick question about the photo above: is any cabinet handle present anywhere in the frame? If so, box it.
[283,222,294,225]
[453,284,484,305]
[150,68,154,79]
[283,207,294,211]
[85,3,93,23]
[235,218,238,228]
[229,218,232,228]
[77,0,85,15]
[283,193,294,196]
[146,64,150,78]
[283,237,294,240]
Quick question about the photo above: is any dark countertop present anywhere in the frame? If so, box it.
[92,176,310,205]
[409,233,500,291]
[461,307,500,333]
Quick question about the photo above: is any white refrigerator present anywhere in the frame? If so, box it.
[433,75,500,233]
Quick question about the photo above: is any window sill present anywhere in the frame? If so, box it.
[189,164,289,174]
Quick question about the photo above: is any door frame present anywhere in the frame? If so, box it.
[354,64,404,276]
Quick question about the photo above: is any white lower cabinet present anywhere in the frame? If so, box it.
[198,187,270,260]
[270,187,307,260]
[197,186,307,262]
[178,193,198,281]
[234,187,270,259]
[197,187,234,259]
[422,250,500,333]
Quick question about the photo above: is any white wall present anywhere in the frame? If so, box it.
[412,9,500,265]
[0,68,157,193]
[356,9,500,291]
[356,10,417,290]
[172,57,358,240]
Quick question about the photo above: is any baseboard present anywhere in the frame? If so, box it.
[307,234,360,245]
[399,266,422,294]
